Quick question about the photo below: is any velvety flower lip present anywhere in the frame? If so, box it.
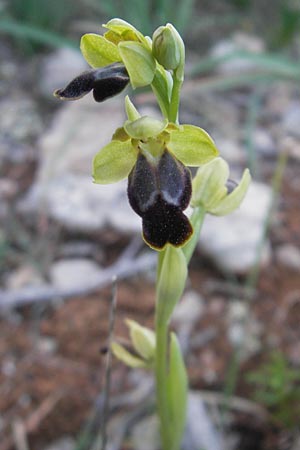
[128,149,193,250]
[53,63,129,102]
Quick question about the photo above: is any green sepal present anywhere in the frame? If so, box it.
[93,139,137,184]
[112,127,130,141]
[125,95,141,121]
[104,18,148,47]
[166,333,188,447]
[156,245,187,325]
[118,41,156,88]
[191,157,229,209]
[168,124,219,166]
[80,33,121,68]
[111,342,148,368]
[210,168,251,215]
[124,116,168,140]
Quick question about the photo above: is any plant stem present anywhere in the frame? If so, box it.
[182,206,206,264]
[169,76,182,123]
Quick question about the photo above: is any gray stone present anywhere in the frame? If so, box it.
[39,47,87,99]
[254,128,276,156]
[276,244,300,270]
[49,258,102,289]
[210,33,265,75]
[198,181,272,274]
[43,437,75,450]
[131,415,160,450]
[19,97,141,234]
[183,392,223,450]
[282,102,300,138]
[173,291,204,327]
[214,137,245,164]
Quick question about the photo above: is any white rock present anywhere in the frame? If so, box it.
[254,128,276,156]
[19,97,141,234]
[49,258,102,289]
[38,96,124,179]
[198,181,272,274]
[131,415,160,450]
[282,102,300,138]
[210,33,265,75]
[39,47,87,99]
[214,137,245,164]
[276,244,300,270]
[173,291,204,326]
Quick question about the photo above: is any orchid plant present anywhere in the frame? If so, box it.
[55,18,251,450]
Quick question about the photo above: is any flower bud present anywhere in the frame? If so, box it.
[152,24,184,71]
[126,319,156,361]
[191,157,251,215]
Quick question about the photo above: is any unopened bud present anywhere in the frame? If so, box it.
[152,24,184,71]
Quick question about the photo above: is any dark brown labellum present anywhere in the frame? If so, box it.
[53,63,129,102]
[128,149,192,250]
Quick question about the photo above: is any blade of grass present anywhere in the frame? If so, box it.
[0,19,77,49]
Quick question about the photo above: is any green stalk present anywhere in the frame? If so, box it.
[182,206,206,264]
[154,207,206,450]
[169,76,182,123]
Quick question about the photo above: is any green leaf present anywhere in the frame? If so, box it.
[209,168,251,215]
[93,140,138,184]
[80,33,121,68]
[166,333,188,447]
[156,245,187,324]
[168,124,219,166]
[118,41,156,88]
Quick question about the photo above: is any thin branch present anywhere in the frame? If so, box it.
[0,248,156,310]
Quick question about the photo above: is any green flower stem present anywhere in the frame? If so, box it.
[182,206,206,264]
[155,206,206,450]
[151,74,170,119]
[169,75,183,123]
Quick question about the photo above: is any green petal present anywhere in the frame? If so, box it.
[80,33,121,68]
[118,41,156,88]
[191,157,229,209]
[124,116,168,139]
[93,140,137,184]
[209,168,251,215]
[168,124,219,166]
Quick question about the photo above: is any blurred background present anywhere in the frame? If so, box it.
[1,1,300,449]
